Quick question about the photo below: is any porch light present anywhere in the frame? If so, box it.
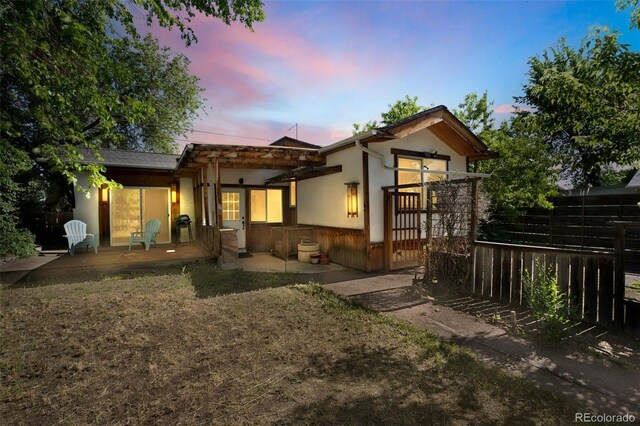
[345,182,359,218]
[171,184,178,204]
[101,186,108,204]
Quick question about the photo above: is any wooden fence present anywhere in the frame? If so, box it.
[472,240,639,335]
[496,193,640,272]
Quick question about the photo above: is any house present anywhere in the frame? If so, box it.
[72,105,496,271]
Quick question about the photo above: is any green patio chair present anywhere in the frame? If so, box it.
[129,218,161,251]
[63,220,98,256]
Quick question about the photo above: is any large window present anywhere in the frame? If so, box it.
[397,156,447,208]
[250,189,283,223]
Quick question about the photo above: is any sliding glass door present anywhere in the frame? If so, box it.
[110,187,170,246]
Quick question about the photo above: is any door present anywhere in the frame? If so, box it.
[110,187,171,246]
[222,188,246,252]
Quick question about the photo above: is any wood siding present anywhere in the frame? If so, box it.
[310,226,368,271]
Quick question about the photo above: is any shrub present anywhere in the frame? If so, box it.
[522,261,573,339]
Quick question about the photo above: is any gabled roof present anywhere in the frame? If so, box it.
[77,148,179,170]
[269,136,321,149]
[320,105,497,160]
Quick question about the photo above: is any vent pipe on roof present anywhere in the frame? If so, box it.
[355,140,491,178]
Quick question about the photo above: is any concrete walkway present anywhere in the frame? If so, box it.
[325,273,640,417]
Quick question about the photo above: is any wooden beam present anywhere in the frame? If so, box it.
[362,145,371,272]
[215,158,223,227]
[391,112,444,139]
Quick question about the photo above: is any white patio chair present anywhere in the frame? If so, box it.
[63,220,98,256]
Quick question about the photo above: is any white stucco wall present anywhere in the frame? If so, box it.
[368,128,468,242]
[297,146,364,229]
[179,177,195,241]
[72,172,100,245]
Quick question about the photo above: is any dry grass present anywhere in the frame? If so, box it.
[1,270,579,425]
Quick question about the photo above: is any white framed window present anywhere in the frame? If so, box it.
[222,192,240,221]
[250,189,283,223]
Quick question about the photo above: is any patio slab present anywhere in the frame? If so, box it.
[223,252,346,274]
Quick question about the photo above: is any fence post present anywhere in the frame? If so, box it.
[613,224,625,331]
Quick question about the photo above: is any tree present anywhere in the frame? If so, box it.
[353,95,426,134]
[516,29,640,187]
[477,118,559,217]
[0,0,265,256]
[453,91,495,136]
[453,92,558,217]
[618,0,640,30]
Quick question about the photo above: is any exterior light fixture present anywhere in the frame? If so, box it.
[345,182,359,218]
[101,186,109,204]
[171,184,178,204]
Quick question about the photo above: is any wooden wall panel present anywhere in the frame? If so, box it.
[311,226,368,271]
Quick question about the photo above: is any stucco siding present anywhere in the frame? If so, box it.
[179,177,195,240]
[297,147,364,229]
[72,172,100,244]
[221,169,287,186]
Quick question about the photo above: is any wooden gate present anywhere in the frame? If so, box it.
[384,190,422,270]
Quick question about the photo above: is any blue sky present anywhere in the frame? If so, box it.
[143,0,640,147]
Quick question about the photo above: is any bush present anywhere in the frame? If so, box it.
[523,261,573,339]
[0,214,37,259]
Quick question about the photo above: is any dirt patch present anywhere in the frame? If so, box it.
[1,273,580,425]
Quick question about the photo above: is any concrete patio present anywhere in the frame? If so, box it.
[1,245,360,286]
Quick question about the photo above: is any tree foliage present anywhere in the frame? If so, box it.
[0,0,264,256]
[477,118,559,216]
[353,95,426,135]
[454,93,558,217]
[516,29,640,187]
[618,0,640,30]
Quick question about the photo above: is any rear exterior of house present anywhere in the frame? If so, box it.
[72,106,495,271]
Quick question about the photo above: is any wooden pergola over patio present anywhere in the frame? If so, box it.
[175,143,325,236]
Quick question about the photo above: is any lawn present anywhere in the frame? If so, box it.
[1,268,579,425]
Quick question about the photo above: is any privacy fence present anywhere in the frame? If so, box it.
[495,193,640,272]
[472,235,639,336]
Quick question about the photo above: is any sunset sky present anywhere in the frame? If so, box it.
[139,1,640,148]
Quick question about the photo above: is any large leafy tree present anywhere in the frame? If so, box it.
[353,95,426,135]
[0,0,264,255]
[453,93,558,217]
[516,29,640,187]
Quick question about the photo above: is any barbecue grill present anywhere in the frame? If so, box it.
[175,214,192,243]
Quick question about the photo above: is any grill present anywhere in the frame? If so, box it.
[175,215,192,242]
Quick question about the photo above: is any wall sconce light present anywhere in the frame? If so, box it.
[345,182,359,218]
[101,186,109,204]
[171,184,178,204]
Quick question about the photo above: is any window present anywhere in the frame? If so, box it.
[290,181,297,207]
[250,189,283,223]
[222,192,240,221]
[397,156,447,208]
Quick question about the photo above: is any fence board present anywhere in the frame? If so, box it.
[511,249,523,305]
[483,247,493,296]
[583,258,598,324]
[474,246,484,297]
[598,259,614,327]
[501,250,511,303]
[492,249,501,299]
[570,256,584,317]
